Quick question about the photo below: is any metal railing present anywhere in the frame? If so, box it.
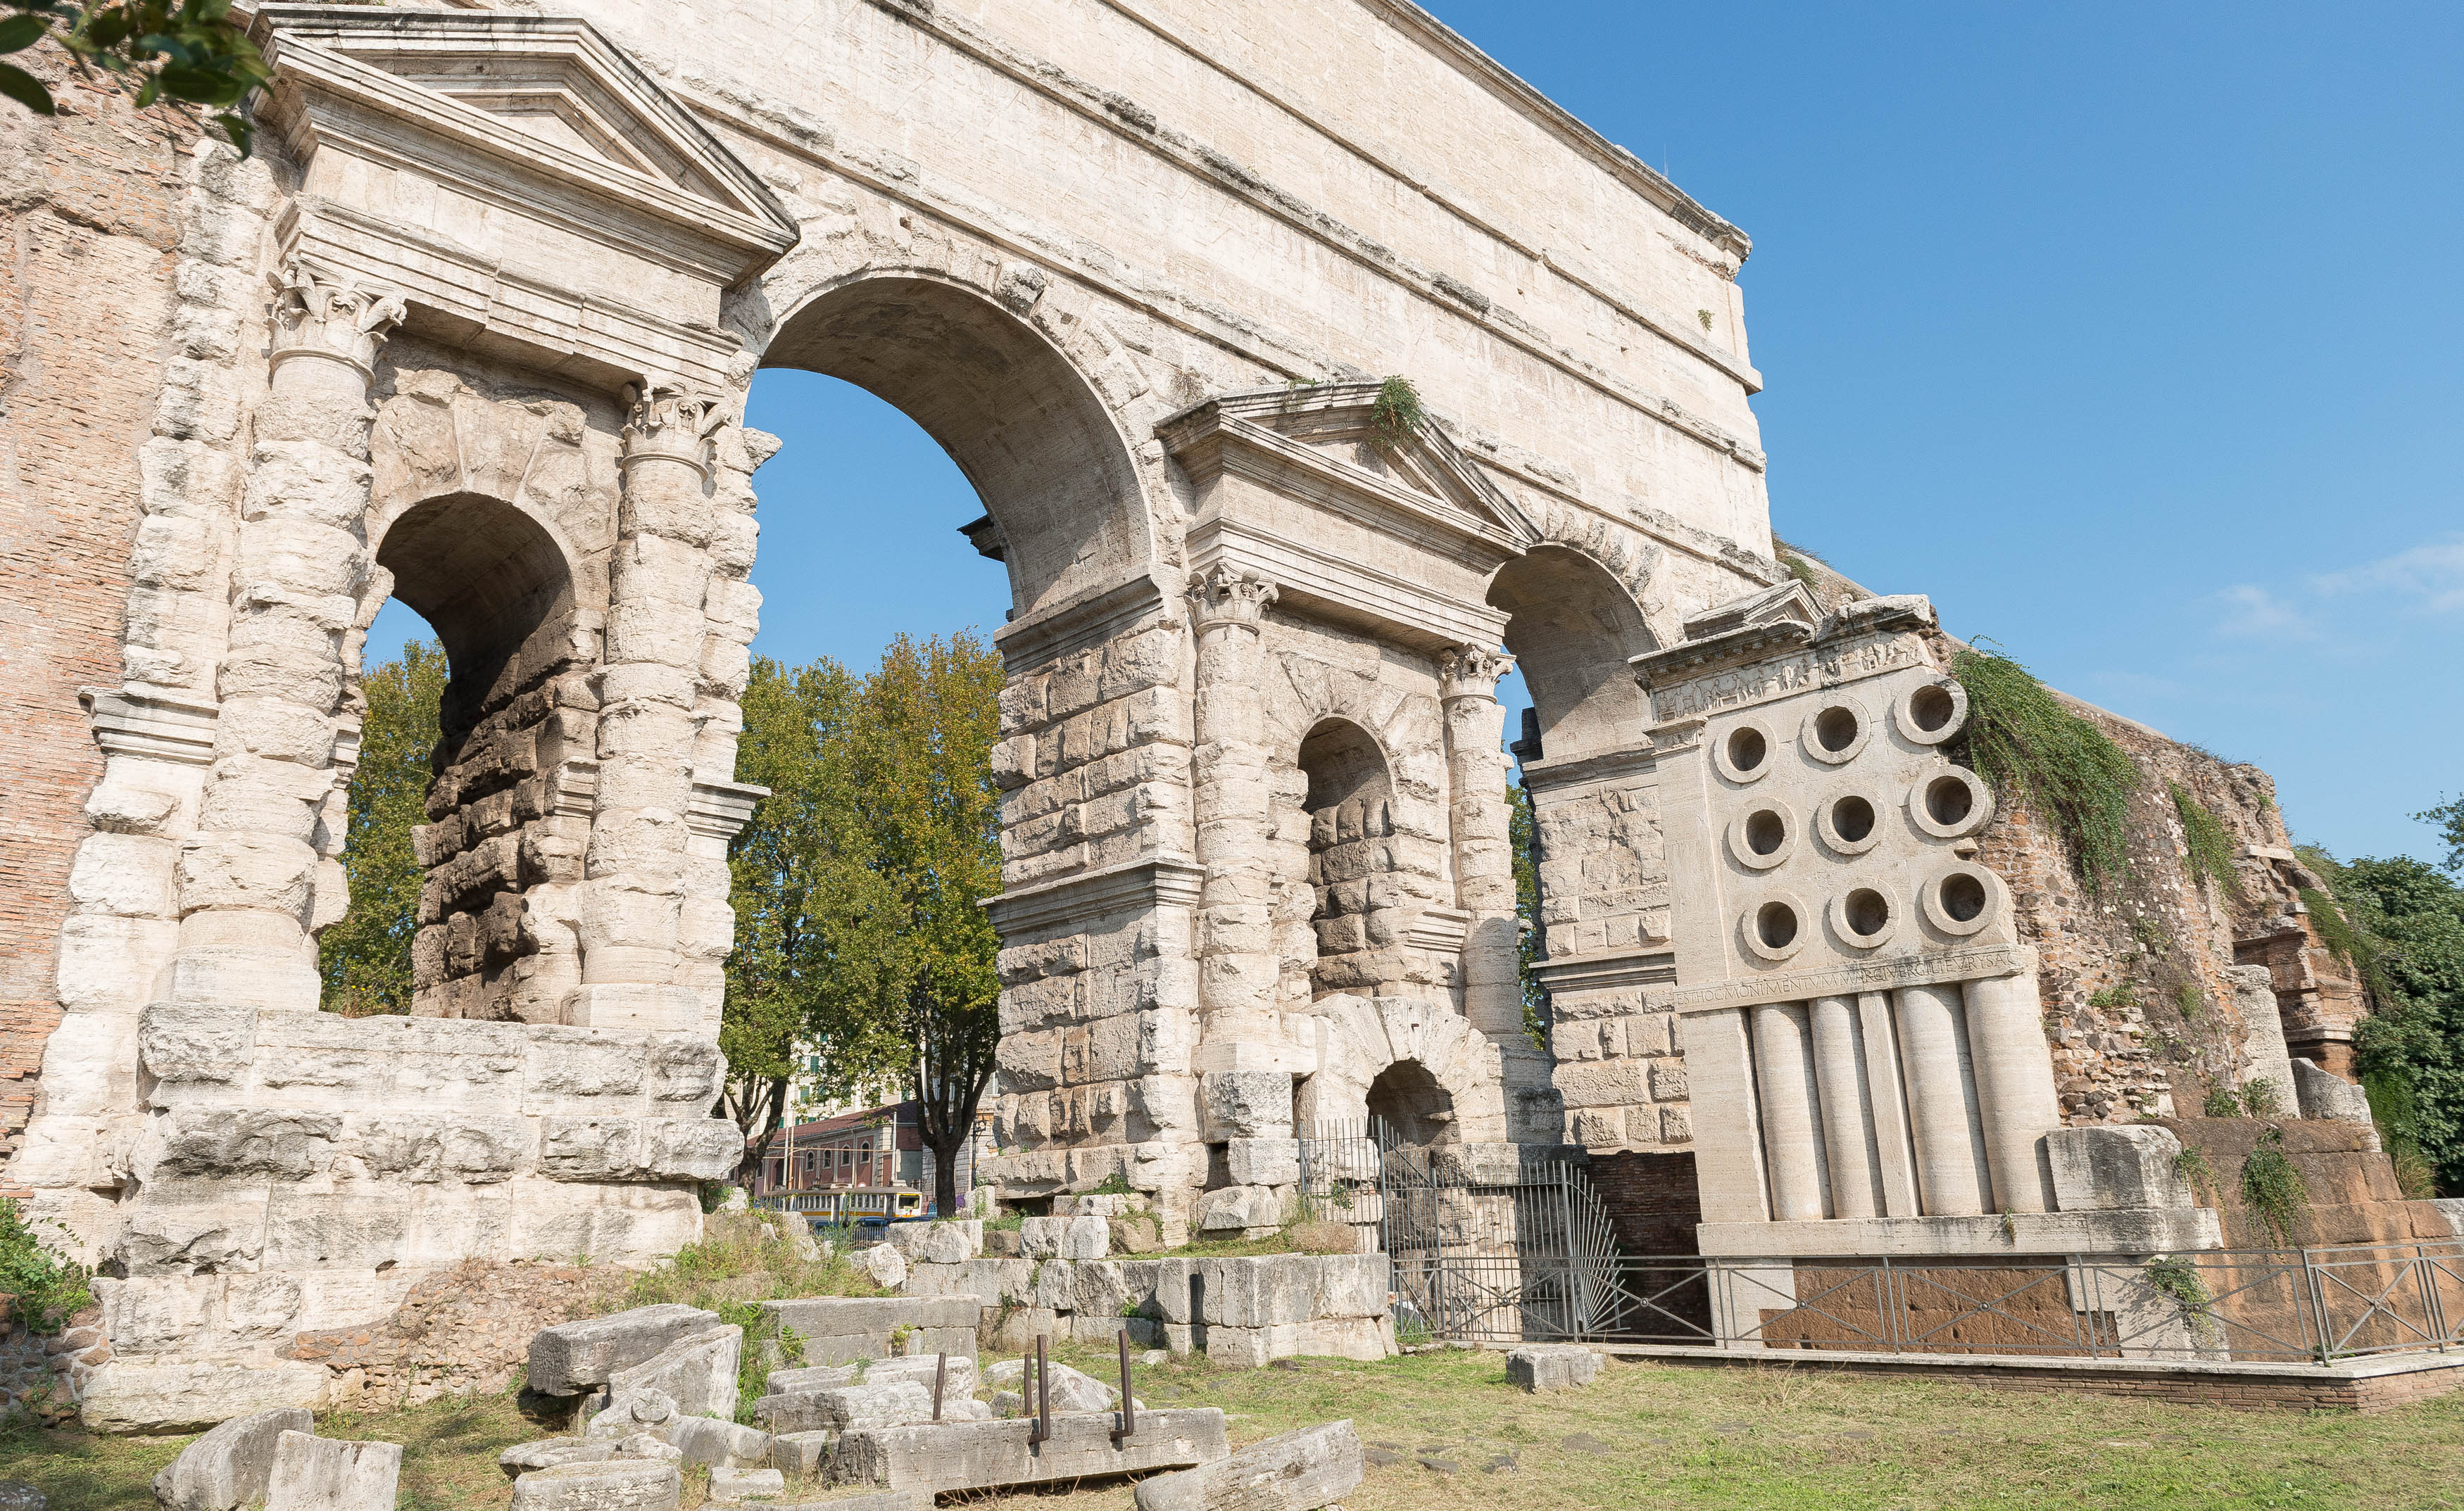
[1396,1242,2464,1364]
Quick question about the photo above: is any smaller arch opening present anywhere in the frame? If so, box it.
[1814,706,1860,753]
[1831,795,1877,844]
[1297,719,1397,998]
[1756,900,1799,950]
[1940,873,1988,923]
[1745,809,1787,856]
[1909,683,1957,733]
[1925,774,1975,828]
[1844,888,1891,938]
[1727,726,1768,773]
[1366,1059,1456,1147]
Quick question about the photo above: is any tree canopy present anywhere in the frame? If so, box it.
[318,639,444,1016]
[2311,845,2464,1198]
[721,633,1004,1212]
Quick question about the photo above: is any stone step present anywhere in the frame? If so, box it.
[832,1408,1228,1496]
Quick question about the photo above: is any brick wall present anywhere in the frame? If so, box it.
[0,57,196,1172]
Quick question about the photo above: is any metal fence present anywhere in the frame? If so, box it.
[1297,1123,2463,1364]
[1397,1242,2464,1364]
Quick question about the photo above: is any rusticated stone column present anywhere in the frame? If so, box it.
[168,261,403,1013]
[570,382,728,1032]
[1187,565,1281,1047]
[1439,645,1519,1035]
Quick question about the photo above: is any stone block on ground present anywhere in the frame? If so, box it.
[983,1305,1060,1354]
[2292,1058,2379,1132]
[860,1353,979,1398]
[1017,1216,1067,1258]
[153,1405,312,1510]
[859,1244,907,1290]
[607,1326,741,1421]
[767,1429,835,1479]
[508,1460,683,1511]
[980,1358,1119,1415]
[1504,1346,1601,1392]
[586,1389,679,1440]
[885,1220,979,1264]
[80,1360,330,1435]
[831,1410,1229,1494]
[766,1363,859,1394]
[1108,1216,1162,1253]
[528,1306,721,1397]
[264,1431,401,1511]
[1133,1420,1362,1511]
[0,1485,39,1510]
[499,1438,618,1479]
[663,1415,773,1470]
[614,1433,681,1463]
[1060,1213,1110,1259]
[762,1296,981,1367]
[708,1465,786,1504]
[1193,1186,1282,1235]
[756,1380,934,1434]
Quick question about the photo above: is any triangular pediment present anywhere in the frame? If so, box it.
[1680,579,1819,641]
[1169,382,1540,548]
[256,6,798,270]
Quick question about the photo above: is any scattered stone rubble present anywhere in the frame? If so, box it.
[150,1409,399,1511]
[490,1287,1363,1510]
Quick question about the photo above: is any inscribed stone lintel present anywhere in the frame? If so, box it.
[1671,943,2037,1016]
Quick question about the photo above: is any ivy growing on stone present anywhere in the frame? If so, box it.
[2170,780,2246,905]
[0,1199,92,1334]
[1949,641,2142,894]
[2239,1127,2310,1248]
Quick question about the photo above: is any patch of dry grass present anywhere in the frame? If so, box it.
[12,1331,2460,1510]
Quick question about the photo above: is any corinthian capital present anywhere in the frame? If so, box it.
[269,260,406,381]
[1186,564,1278,631]
[621,381,731,476]
[1440,644,1515,700]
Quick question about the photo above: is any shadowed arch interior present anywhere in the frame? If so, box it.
[1297,718,1397,997]
[375,492,577,760]
[1487,545,1656,762]
[1368,1058,1456,1146]
[761,276,1148,617]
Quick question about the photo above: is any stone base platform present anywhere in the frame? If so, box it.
[1590,1343,2464,1412]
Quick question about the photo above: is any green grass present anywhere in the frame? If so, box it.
[8,1344,2462,1510]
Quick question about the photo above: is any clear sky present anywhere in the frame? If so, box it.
[371,1,2461,864]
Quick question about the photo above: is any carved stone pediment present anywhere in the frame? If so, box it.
[253,6,799,388]
[1157,383,1535,649]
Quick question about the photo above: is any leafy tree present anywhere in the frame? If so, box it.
[719,635,1003,1215]
[1509,778,1548,1044]
[1,0,265,152]
[719,656,904,1183]
[2311,848,2464,1196]
[318,640,444,1016]
[2421,793,2464,878]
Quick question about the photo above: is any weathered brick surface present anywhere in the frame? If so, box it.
[0,56,197,1170]
[286,1259,625,1408]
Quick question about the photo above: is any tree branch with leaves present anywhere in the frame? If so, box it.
[1,0,265,151]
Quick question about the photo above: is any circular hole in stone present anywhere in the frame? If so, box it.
[1940,873,1988,923]
[1831,795,1875,843]
[1844,887,1890,938]
[1814,706,1859,753]
[1925,774,1974,828]
[1727,726,1767,773]
[1756,900,1799,949]
[1745,809,1786,856]
[1910,684,1956,733]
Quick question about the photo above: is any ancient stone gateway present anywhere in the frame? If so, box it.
[0,0,2386,1429]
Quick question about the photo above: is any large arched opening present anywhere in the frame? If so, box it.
[1366,1058,1456,1146]
[760,274,1151,619]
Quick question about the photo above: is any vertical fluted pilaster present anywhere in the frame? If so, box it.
[1894,982,1990,1215]
[1809,994,1880,1219]
[1752,1001,1828,1222]
[1963,973,2061,1213]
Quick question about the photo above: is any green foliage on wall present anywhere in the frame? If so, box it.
[1369,374,1424,450]
[1949,642,2142,894]
[318,640,446,1016]
[0,1199,91,1334]
[1510,778,1548,1045]
[2169,780,2247,905]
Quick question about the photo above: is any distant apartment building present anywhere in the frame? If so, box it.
[748,1098,995,1223]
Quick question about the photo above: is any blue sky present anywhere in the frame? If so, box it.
[374,1,2462,864]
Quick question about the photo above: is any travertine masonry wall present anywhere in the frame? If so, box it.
[0,61,208,1172]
